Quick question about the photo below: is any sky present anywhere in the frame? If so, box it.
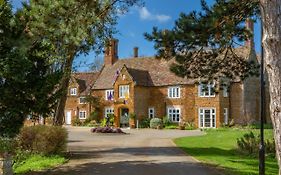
[11,0,261,72]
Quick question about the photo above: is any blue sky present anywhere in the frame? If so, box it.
[11,0,261,72]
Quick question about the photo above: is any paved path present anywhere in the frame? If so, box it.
[33,127,223,175]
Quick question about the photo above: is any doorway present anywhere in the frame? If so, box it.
[120,108,129,128]
[65,111,72,125]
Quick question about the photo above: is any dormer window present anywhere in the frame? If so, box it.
[119,85,129,98]
[105,90,114,100]
[168,86,180,98]
[198,83,215,97]
[223,86,229,97]
[70,88,77,96]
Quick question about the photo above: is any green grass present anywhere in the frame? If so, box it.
[174,128,278,175]
[14,154,66,174]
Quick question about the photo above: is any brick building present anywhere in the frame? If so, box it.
[65,22,270,128]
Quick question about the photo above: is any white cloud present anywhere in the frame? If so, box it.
[139,7,171,23]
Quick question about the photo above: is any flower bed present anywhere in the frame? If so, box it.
[90,127,125,134]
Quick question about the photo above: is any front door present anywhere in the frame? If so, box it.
[65,111,72,125]
[120,108,129,128]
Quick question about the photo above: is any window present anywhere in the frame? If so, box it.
[168,86,181,98]
[70,88,77,96]
[105,107,114,118]
[79,97,87,104]
[167,107,181,122]
[199,108,216,128]
[119,85,129,98]
[198,83,215,97]
[224,108,229,124]
[105,90,114,100]
[79,111,86,119]
[223,86,229,97]
[148,108,155,118]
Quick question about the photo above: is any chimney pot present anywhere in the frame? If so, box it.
[133,47,138,58]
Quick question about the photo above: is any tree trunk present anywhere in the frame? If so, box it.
[260,0,281,174]
[54,53,75,125]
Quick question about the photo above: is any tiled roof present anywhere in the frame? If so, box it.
[92,46,253,90]
[72,72,99,95]
[92,57,194,90]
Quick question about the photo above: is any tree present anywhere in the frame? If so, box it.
[146,0,281,173]
[24,0,142,125]
[0,0,62,137]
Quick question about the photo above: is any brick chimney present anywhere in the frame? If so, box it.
[245,18,254,48]
[104,39,118,65]
[133,47,138,58]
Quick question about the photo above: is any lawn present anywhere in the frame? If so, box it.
[14,154,66,174]
[174,128,278,175]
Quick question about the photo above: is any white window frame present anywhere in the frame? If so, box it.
[79,111,86,119]
[167,107,181,122]
[79,97,87,104]
[198,108,216,128]
[105,107,114,118]
[224,108,229,124]
[105,89,114,100]
[198,83,215,97]
[223,86,229,97]
[70,88,77,96]
[148,107,155,118]
[168,86,181,98]
[119,85,129,98]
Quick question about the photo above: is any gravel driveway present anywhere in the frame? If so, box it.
[33,127,223,175]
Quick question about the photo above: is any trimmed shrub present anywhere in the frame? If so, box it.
[150,118,163,129]
[18,125,67,155]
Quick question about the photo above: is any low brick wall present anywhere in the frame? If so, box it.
[0,154,13,175]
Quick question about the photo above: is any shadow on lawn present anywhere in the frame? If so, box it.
[177,147,278,175]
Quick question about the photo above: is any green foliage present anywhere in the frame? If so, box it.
[237,131,276,156]
[164,124,178,129]
[185,122,195,130]
[84,111,99,124]
[72,117,82,126]
[0,0,62,137]
[0,137,16,154]
[175,129,278,175]
[18,125,67,155]
[163,116,171,126]
[145,0,260,82]
[13,154,66,174]
[150,118,163,129]
[101,118,107,127]
[129,113,136,120]
[138,118,150,128]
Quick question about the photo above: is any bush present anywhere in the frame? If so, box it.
[150,118,163,129]
[72,117,82,126]
[129,113,136,120]
[18,125,67,155]
[139,118,150,128]
[84,111,99,124]
[185,122,195,130]
[237,131,275,156]
[164,125,178,129]
[0,137,16,154]
[163,116,171,126]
